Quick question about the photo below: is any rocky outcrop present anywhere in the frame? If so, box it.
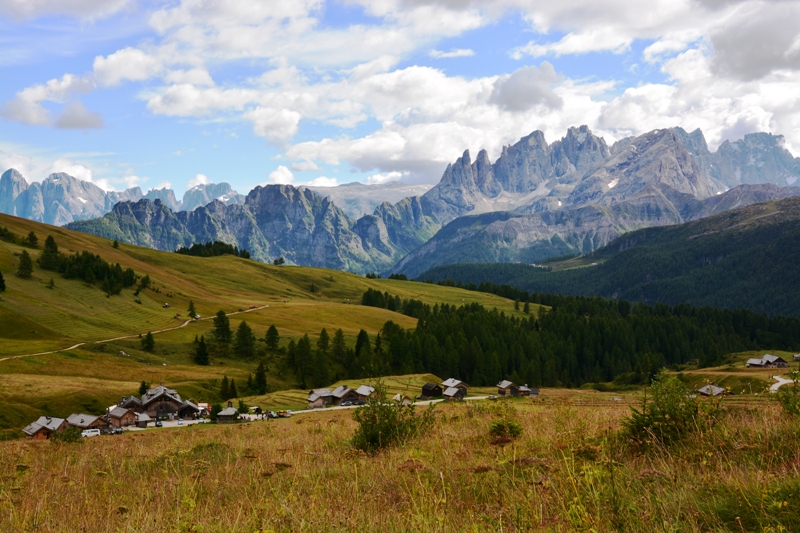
[181,182,245,212]
[712,133,800,188]
[303,181,433,219]
[144,188,181,211]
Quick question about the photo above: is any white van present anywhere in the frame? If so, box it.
[81,428,100,438]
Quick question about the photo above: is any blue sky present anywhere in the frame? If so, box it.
[1,0,799,195]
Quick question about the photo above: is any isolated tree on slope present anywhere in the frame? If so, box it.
[188,300,197,318]
[264,325,280,351]
[254,360,268,395]
[17,250,33,278]
[194,335,210,365]
[26,231,37,247]
[139,380,148,396]
[141,331,155,352]
[219,376,230,400]
[39,236,60,270]
[213,310,232,342]
[0,271,5,291]
[234,321,256,357]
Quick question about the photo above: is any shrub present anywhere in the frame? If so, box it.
[489,419,523,439]
[622,371,719,445]
[351,381,434,454]
[50,427,82,444]
[776,370,800,417]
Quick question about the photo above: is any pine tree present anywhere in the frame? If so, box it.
[84,267,96,285]
[188,300,197,319]
[194,335,209,365]
[139,380,148,396]
[0,270,5,292]
[246,373,253,393]
[264,325,280,351]
[317,328,330,358]
[229,379,238,399]
[254,360,268,394]
[141,331,155,352]
[16,250,33,278]
[234,320,256,357]
[331,329,346,361]
[219,376,230,400]
[26,231,38,247]
[523,301,530,314]
[213,310,232,342]
[113,240,119,248]
[47,278,55,289]
[295,335,313,388]
[514,298,520,311]
[39,236,60,270]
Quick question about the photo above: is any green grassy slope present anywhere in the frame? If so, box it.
[419,196,800,317]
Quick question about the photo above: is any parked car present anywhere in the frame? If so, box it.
[111,427,124,435]
[341,401,353,407]
[354,400,366,406]
[81,429,100,438]
[488,395,497,401]
[178,419,185,425]
[266,411,278,419]
[155,421,163,427]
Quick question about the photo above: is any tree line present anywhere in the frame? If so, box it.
[361,289,800,387]
[175,241,251,259]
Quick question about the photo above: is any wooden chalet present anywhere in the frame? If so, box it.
[355,385,376,401]
[518,385,539,398]
[497,380,519,397]
[421,383,442,399]
[441,378,468,393]
[697,384,727,397]
[443,387,466,401]
[66,413,110,431]
[105,407,136,428]
[22,416,67,440]
[119,395,143,413]
[135,413,152,428]
[794,354,800,362]
[142,385,184,419]
[393,393,412,406]
[307,388,333,409]
[331,385,359,405]
[217,402,239,423]
[746,354,789,369]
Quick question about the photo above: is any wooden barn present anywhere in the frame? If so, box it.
[105,407,136,428]
[421,383,442,399]
[217,402,239,423]
[443,387,466,401]
[497,380,519,397]
[66,413,110,431]
[331,385,360,405]
[442,378,468,393]
[518,385,539,398]
[22,416,67,440]
[355,385,376,401]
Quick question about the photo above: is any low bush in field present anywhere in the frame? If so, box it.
[622,371,721,445]
[50,427,82,444]
[776,370,800,417]
[489,419,523,439]
[351,383,434,454]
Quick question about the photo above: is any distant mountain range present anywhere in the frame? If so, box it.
[5,125,800,275]
[418,195,800,317]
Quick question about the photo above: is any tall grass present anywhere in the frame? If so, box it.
[1,400,797,532]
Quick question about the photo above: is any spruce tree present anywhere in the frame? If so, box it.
[295,335,313,388]
[141,331,155,352]
[39,236,60,270]
[264,325,280,351]
[523,301,530,314]
[0,270,5,291]
[188,300,197,319]
[219,376,230,400]
[26,231,38,247]
[213,310,232,342]
[254,360,268,394]
[84,267,96,285]
[194,335,209,365]
[331,329,346,361]
[139,380,148,395]
[229,379,238,399]
[234,320,256,357]
[317,328,330,358]
[16,250,33,278]
[246,373,253,392]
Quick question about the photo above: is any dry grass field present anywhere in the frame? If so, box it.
[1,396,798,533]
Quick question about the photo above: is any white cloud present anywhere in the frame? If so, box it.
[429,48,475,58]
[291,160,321,171]
[305,176,338,187]
[266,165,294,185]
[489,62,563,110]
[1,73,95,126]
[187,173,210,189]
[164,68,215,86]
[54,101,104,129]
[366,171,404,185]
[245,107,302,144]
[0,0,133,21]
[93,48,164,87]
[152,181,172,190]
[48,158,93,183]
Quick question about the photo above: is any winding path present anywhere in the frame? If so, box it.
[0,304,271,362]
[770,375,795,393]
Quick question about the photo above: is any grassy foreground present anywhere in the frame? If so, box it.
[1,397,798,532]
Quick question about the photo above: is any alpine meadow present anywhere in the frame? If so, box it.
[2,1,800,532]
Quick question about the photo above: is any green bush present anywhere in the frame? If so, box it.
[622,371,719,446]
[351,382,434,454]
[776,370,800,417]
[489,419,523,439]
[50,427,82,444]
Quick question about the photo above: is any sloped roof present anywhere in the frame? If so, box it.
[142,385,182,406]
[22,416,65,436]
[108,406,131,419]
[120,395,142,407]
[179,400,201,413]
[762,354,785,363]
[443,387,463,397]
[442,378,462,388]
[697,384,726,396]
[307,388,333,402]
[497,380,515,389]
[331,385,353,398]
[747,358,765,366]
[217,407,238,417]
[355,385,375,397]
[136,413,152,422]
[422,382,441,391]
[67,413,100,428]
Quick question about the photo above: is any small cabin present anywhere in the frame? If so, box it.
[697,384,727,397]
[497,380,519,397]
[106,407,136,428]
[443,387,466,401]
[355,385,376,401]
[331,385,359,405]
[22,416,67,440]
[393,394,412,406]
[746,354,789,368]
[217,402,239,423]
[67,413,109,431]
[442,378,468,392]
[421,383,442,399]
[794,354,800,362]
[307,388,333,409]
[135,413,152,428]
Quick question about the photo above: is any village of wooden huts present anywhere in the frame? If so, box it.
[22,383,203,439]
[496,380,539,398]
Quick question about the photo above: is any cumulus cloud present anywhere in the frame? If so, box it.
[489,62,563,110]
[93,48,164,87]
[291,160,321,171]
[187,173,210,189]
[266,165,294,185]
[54,101,104,129]
[366,171,404,185]
[429,48,475,58]
[48,158,93,182]
[164,68,215,86]
[0,0,132,21]
[245,107,302,144]
[1,74,96,126]
[305,176,338,187]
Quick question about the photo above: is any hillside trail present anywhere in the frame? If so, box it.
[770,375,795,392]
[0,304,271,362]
